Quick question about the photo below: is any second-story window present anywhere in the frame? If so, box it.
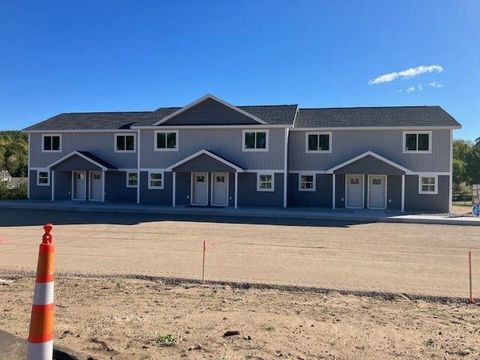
[115,134,136,152]
[243,130,268,151]
[42,135,61,152]
[306,132,331,153]
[155,131,178,151]
[404,132,431,153]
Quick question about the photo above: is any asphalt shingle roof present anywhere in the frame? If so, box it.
[23,103,460,131]
[295,106,460,128]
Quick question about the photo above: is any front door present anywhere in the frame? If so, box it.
[368,175,387,209]
[346,175,364,209]
[211,172,229,206]
[192,172,208,206]
[89,171,103,201]
[72,171,87,201]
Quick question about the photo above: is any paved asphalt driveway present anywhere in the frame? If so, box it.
[0,208,478,297]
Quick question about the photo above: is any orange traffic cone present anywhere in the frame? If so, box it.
[26,224,55,360]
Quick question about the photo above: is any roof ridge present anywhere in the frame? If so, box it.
[59,111,155,115]
[299,105,439,110]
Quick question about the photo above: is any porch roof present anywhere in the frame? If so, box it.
[48,151,117,171]
[327,151,411,175]
[167,149,244,173]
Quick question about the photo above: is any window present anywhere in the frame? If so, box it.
[243,130,268,151]
[42,135,61,152]
[419,175,437,194]
[299,173,315,191]
[37,170,50,186]
[115,134,136,152]
[148,172,164,189]
[403,132,431,153]
[257,173,274,192]
[126,172,138,188]
[155,131,178,151]
[306,132,331,153]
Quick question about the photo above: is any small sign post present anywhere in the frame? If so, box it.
[202,240,207,284]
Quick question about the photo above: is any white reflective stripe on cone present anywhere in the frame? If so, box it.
[26,340,53,360]
[33,282,54,305]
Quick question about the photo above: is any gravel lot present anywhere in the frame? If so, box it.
[0,208,479,297]
[1,277,479,360]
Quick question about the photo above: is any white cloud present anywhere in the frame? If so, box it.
[369,64,444,85]
[406,84,423,94]
[429,81,444,88]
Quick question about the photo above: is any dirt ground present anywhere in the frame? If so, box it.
[1,276,479,360]
[0,209,479,297]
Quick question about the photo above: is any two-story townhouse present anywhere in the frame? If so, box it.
[24,94,461,213]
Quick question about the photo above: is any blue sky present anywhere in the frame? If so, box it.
[0,1,478,139]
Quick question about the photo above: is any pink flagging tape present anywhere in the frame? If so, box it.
[0,236,8,244]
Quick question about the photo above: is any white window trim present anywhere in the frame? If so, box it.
[242,130,269,152]
[36,169,50,186]
[298,172,316,192]
[403,131,432,154]
[148,171,164,189]
[126,171,138,188]
[305,132,332,153]
[256,172,274,192]
[154,130,179,152]
[114,133,137,153]
[418,174,438,195]
[41,134,62,153]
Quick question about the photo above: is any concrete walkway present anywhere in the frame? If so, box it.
[0,200,478,226]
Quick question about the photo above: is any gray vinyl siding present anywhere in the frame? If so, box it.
[288,174,332,207]
[173,154,238,172]
[29,170,51,200]
[161,97,260,126]
[386,175,402,210]
[405,175,449,212]
[105,171,136,202]
[140,128,286,170]
[237,173,283,207]
[140,171,172,205]
[289,129,450,172]
[51,154,102,171]
[54,171,72,200]
[30,132,137,169]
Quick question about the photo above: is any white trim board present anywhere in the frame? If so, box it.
[153,94,268,126]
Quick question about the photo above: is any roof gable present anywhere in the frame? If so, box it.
[48,151,116,170]
[327,151,411,174]
[153,94,268,126]
[167,149,243,172]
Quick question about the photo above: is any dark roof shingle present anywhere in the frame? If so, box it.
[295,106,460,128]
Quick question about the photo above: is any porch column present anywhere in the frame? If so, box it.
[51,170,55,201]
[401,174,405,212]
[234,172,238,209]
[332,173,336,209]
[172,172,176,207]
[102,170,105,203]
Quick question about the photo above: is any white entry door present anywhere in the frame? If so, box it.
[346,175,364,209]
[368,175,387,209]
[192,172,208,206]
[89,172,103,201]
[72,171,87,201]
[211,173,229,206]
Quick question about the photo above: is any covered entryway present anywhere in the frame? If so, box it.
[168,149,243,208]
[191,172,209,206]
[211,172,229,206]
[328,151,411,212]
[346,174,364,209]
[368,175,387,209]
[48,151,116,203]
[89,171,103,201]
